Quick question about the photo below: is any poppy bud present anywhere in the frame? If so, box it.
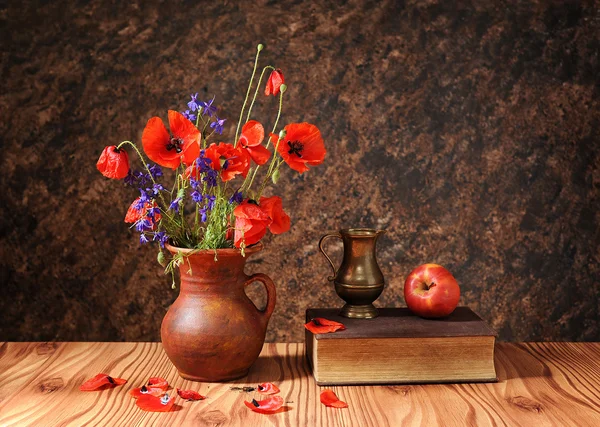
[279,84,287,94]
[264,69,285,96]
[278,129,287,139]
[157,251,167,267]
[97,145,130,179]
[271,168,280,184]
[257,44,264,52]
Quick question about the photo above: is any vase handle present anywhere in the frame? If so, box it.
[245,273,276,322]
[318,232,342,281]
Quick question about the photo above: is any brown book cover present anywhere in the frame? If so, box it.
[305,307,497,385]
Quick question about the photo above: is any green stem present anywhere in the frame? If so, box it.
[245,66,274,123]
[235,46,263,146]
[270,88,285,138]
[257,138,283,198]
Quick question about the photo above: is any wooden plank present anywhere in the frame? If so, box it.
[0,342,599,426]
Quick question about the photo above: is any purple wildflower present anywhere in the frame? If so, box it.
[210,117,226,135]
[140,233,150,244]
[182,109,197,122]
[154,231,169,248]
[195,151,212,172]
[200,207,208,222]
[150,183,164,196]
[191,191,204,204]
[136,171,151,187]
[206,195,216,210]
[229,190,243,204]
[124,170,138,186]
[169,197,182,213]
[188,93,201,112]
[135,219,153,232]
[135,191,150,210]
[146,207,161,222]
[201,97,217,117]
[190,177,200,190]
[203,169,218,188]
[148,164,163,179]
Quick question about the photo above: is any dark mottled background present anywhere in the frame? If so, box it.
[1,0,598,343]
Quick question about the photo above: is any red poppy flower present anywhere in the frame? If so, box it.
[320,389,348,408]
[177,389,206,401]
[238,121,271,165]
[124,198,161,227]
[233,200,271,248]
[265,69,285,96]
[79,373,127,391]
[142,110,200,169]
[205,142,250,181]
[259,196,290,234]
[130,385,165,398]
[304,318,346,334]
[257,382,280,395]
[136,392,176,412]
[272,123,325,173]
[244,396,285,414]
[97,146,130,179]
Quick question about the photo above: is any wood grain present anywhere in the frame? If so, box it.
[0,342,599,426]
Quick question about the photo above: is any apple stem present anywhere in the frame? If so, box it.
[429,282,436,289]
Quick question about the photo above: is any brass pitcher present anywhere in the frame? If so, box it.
[319,228,386,319]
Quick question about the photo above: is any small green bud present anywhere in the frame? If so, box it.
[278,129,287,139]
[171,280,176,290]
[257,44,264,52]
[177,188,185,199]
[271,168,280,184]
[279,84,287,94]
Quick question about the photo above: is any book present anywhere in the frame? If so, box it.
[305,307,497,385]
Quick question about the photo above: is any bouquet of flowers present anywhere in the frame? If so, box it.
[96,44,326,279]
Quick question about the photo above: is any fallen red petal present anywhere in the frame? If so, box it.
[147,377,169,391]
[130,385,165,398]
[80,373,127,391]
[177,389,206,401]
[136,392,176,412]
[244,396,284,414]
[257,382,280,395]
[320,389,348,408]
[304,318,346,335]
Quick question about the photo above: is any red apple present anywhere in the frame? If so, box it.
[404,264,460,318]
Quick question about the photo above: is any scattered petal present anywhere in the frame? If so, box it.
[320,390,348,408]
[177,389,206,401]
[80,373,127,391]
[147,377,169,391]
[129,385,164,398]
[304,318,346,334]
[244,396,284,414]
[136,392,176,412]
[257,382,280,395]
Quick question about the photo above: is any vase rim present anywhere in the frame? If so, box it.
[164,242,263,257]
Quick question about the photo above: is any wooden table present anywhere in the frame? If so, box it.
[0,342,599,426]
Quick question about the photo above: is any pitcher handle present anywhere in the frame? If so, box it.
[244,273,276,322]
[318,232,342,281]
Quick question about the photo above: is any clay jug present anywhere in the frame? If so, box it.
[161,243,275,382]
[319,228,385,319]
